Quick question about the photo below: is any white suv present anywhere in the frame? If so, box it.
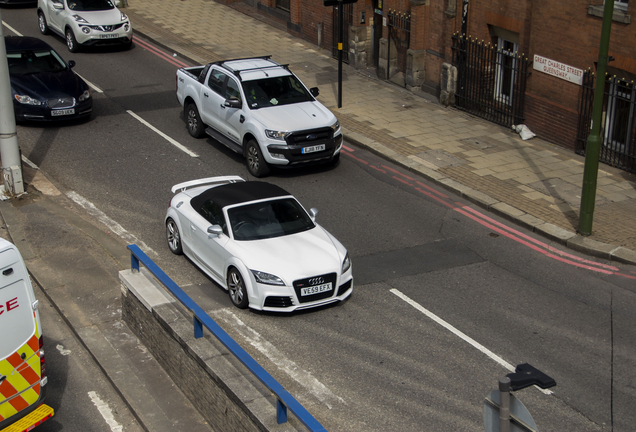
[37,0,132,52]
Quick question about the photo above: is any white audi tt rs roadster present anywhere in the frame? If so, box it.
[165,176,353,312]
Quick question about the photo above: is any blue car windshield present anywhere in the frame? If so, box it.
[67,0,115,11]
[242,75,313,110]
[228,198,315,241]
[7,50,67,75]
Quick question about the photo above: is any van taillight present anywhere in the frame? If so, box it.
[39,335,46,378]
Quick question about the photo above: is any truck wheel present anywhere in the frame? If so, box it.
[186,103,205,138]
[246,140,270,177]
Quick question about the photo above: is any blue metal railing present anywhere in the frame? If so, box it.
[127,244,326,432]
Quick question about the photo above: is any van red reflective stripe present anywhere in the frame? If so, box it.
[5,352,40,387]
[0,378,18,399]
[27,335,39,354]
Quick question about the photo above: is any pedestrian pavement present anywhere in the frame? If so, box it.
[122,0,636,266]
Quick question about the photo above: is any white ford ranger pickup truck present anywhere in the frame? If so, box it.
[176,56,343,177]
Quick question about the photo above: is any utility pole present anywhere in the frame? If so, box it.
[0,9,24,196]
[578,0,614,236]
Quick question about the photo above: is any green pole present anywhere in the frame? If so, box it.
[578,0,615,236]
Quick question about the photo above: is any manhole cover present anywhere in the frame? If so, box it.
[459,137,496,150]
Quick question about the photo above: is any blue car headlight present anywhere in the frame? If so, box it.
[251,270,285,286]
[78,90,91,102]
[15,95,42,106]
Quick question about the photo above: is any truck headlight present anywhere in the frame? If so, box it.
[265,130,290,141]
[331,120,341,135]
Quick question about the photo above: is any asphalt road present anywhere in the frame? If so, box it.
[3,7,636,431]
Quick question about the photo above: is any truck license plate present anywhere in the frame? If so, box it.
[51,108,75,116]
[300,283,332,296]
[302,144,325,154]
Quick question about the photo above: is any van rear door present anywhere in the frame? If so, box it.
[0,243,45,426]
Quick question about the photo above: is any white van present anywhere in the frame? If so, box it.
[0,238,53,431]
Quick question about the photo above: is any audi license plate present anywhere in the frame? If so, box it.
[100,34,119,39]
[302,144,325,154]
[51,108,75,116]
[300,282,332,296]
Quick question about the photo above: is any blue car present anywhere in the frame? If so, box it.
[5,36,92,122]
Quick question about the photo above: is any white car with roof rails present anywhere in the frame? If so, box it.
[165,176,353,312]
[37,0,133,52]
[175,56,343,177]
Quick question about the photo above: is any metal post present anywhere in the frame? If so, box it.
[337,1,343,108]
[0,9,24,196]
[498,377,511,432]
[579,0,615,235]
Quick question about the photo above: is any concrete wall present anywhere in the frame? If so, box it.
[119,269,305,432]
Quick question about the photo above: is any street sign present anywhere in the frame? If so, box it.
[483,390,538,432]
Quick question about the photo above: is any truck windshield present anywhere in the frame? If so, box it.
[242,75,313,109]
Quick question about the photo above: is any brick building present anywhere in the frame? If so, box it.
[235,0,635,172]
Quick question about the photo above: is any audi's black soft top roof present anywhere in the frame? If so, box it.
[191,181,291,211]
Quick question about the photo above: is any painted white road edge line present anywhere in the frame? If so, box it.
[75,72,103,93]
[390,288,553,396]
[66,191,157,257]
[2,21,22,36]
[212,309,346,408]
[88,391,124,432]
[126,110,198,157]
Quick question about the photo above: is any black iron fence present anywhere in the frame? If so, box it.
[451,34,532,127]
[332,4,353,64]
[577,72,636,173]
[387,10,411,79]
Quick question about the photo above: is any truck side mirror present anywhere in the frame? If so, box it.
[224,99,242,109]
[310,87,319,97]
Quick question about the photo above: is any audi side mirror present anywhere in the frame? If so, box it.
[207,225,223,236]
[309,208,318,221]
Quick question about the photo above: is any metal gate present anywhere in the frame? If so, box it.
[332,4,353,64]
[451,34,531,127]
[576,72,636,173]
[386,10,411,79]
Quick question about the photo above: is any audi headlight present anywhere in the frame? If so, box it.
[341,253,351,274]
[331,120,341,134]
[265,130,290,141]
[78,90,91,102]
[251,270,285,286]
[73,14,88,23]
[15,95,42,106]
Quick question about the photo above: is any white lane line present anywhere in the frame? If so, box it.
[2,21,22,36]
[126,110,198,157]
[75,72,103,93]
[212,309,346,408]
[66,191,157,256]
[390,288,553,395]
[88,391,124,432]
